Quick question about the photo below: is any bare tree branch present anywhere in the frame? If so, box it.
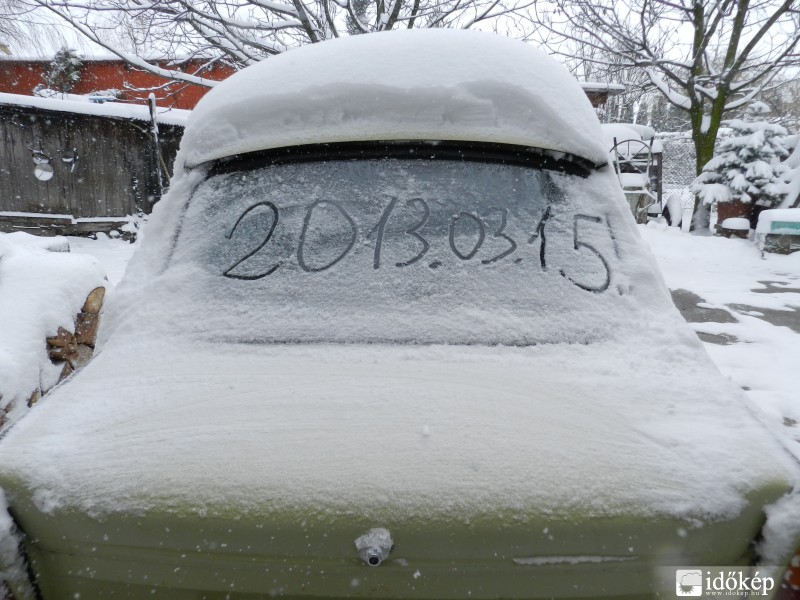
[532,0,800,227]
[28,0,536,83]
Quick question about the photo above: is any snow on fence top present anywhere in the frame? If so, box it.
[181,29,608,168]
[0,92,190,126]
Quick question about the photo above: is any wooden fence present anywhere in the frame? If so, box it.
[0,98,184,236]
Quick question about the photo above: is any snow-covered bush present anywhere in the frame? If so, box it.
[692,102,789,226]
[31,87,60,99]
[34,47,83,95]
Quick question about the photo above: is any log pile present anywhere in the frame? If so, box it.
[41,286,106,400]
[0,286,106,428]
[43,286,105,390]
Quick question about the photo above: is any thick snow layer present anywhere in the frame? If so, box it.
[579,82,626,94]
[1,37,795,537]
[618,172,649,188]
[115,164,670,346]
[641,225,800,563]
[0,92,189,126]
[758,493,800,566]
[0,337,793,521]
[639,224,800,313]
[600,123,641,149]
[0,232,69,252]
[617,123,657,141]
[181,30,608,168]
[697,182,732,204]
[64,235,137,286]
[721,217,750,231]
[0,233,106,427]
[2,158,794,523]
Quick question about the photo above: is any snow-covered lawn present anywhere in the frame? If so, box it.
[64,234,137,287]
[640,223,800,457]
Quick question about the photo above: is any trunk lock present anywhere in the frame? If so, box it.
[355,528,394,566]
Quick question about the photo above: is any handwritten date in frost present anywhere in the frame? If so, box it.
[222,197,618,293]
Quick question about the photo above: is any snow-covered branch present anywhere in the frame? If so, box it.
[28,0,537,88]
[534,0,800,227]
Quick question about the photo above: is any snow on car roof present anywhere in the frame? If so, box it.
[181,29,608,168]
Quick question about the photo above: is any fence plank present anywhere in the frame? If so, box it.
[0,102,183,234]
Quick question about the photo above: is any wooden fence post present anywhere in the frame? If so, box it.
[148,93,164,194]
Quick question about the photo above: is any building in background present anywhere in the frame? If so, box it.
[0,57,235,110]
[580,82,626,108]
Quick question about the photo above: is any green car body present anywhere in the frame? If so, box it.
[3,484,789,599]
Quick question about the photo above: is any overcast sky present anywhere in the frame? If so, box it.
[4,4,107,58]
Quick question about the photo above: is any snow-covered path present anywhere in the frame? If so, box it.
[639,223,800,456]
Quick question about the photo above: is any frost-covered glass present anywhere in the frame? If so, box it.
[169,159,635,344]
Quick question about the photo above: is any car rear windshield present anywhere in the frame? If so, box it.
[168,151,635,345]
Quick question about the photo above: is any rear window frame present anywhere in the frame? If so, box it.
[159,141,623,346]
[207,140,598,178]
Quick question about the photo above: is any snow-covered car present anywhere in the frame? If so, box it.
[1,30,799,600]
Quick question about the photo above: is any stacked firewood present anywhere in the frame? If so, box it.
[0,286,104,431]
[32,286,106,408]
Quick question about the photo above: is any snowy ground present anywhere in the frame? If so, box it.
[639,223,800,458]
[63,235,136,287]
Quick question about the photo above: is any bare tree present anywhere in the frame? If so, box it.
[1,0,70,54]
[29,0,536,87]
[749,75,800,132]
[534,0,800,229]
[1,0,27,52]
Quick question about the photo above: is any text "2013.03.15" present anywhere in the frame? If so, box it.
[222,197,621,293]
